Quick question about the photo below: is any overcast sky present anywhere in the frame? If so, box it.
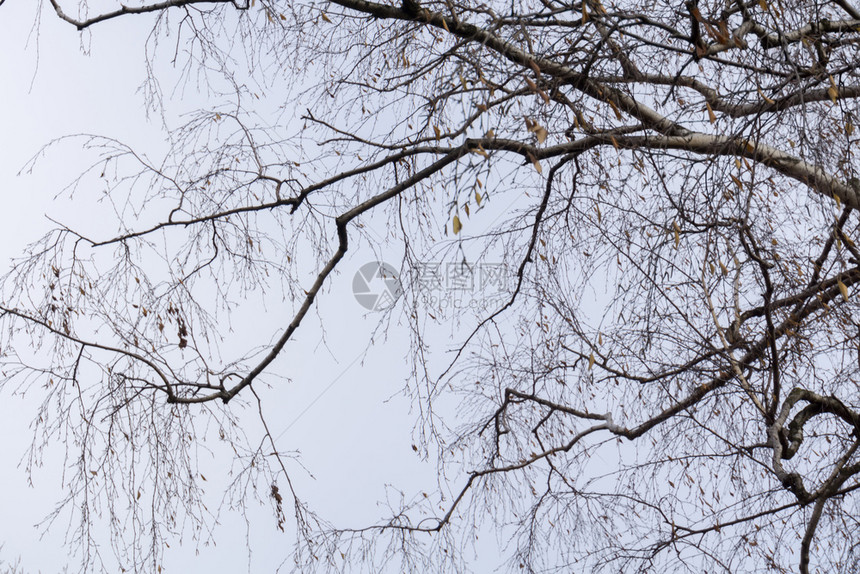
[0,4,483,572]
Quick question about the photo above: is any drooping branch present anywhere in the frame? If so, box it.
[49,0,243,30]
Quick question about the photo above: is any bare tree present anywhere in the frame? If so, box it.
[3,0,860,571]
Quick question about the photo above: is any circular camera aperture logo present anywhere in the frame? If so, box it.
[352,261,402,311]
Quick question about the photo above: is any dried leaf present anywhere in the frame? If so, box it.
[526,118,548,143]
[527,152,543,174]
[716,21,731,44]
[838,279,849,300]
[607,99,623,121]
[828,75,839,103]
[757,86,775,104]
[321,12,332,22]
[452,215,462,235]
[706,101,716,124]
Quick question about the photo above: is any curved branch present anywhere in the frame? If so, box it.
[49,0,242,30]
[219,145,469,402]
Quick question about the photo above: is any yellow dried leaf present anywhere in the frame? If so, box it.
[321,12,332,22]
[472,144,489,158]
[839,279,849,300]
[673,221,680,248]
[588,353,595,370]
[433,125,441,140]
[757,86,774,104]
[452,215,462,235]
[719,261,728,275]
[608,99,623,121]
[527,118,549,142]
[475,191,483,205]
[527,151,543,174]
[706,101,716,124]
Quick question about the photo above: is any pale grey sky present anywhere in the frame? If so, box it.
[0,4,465,573]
